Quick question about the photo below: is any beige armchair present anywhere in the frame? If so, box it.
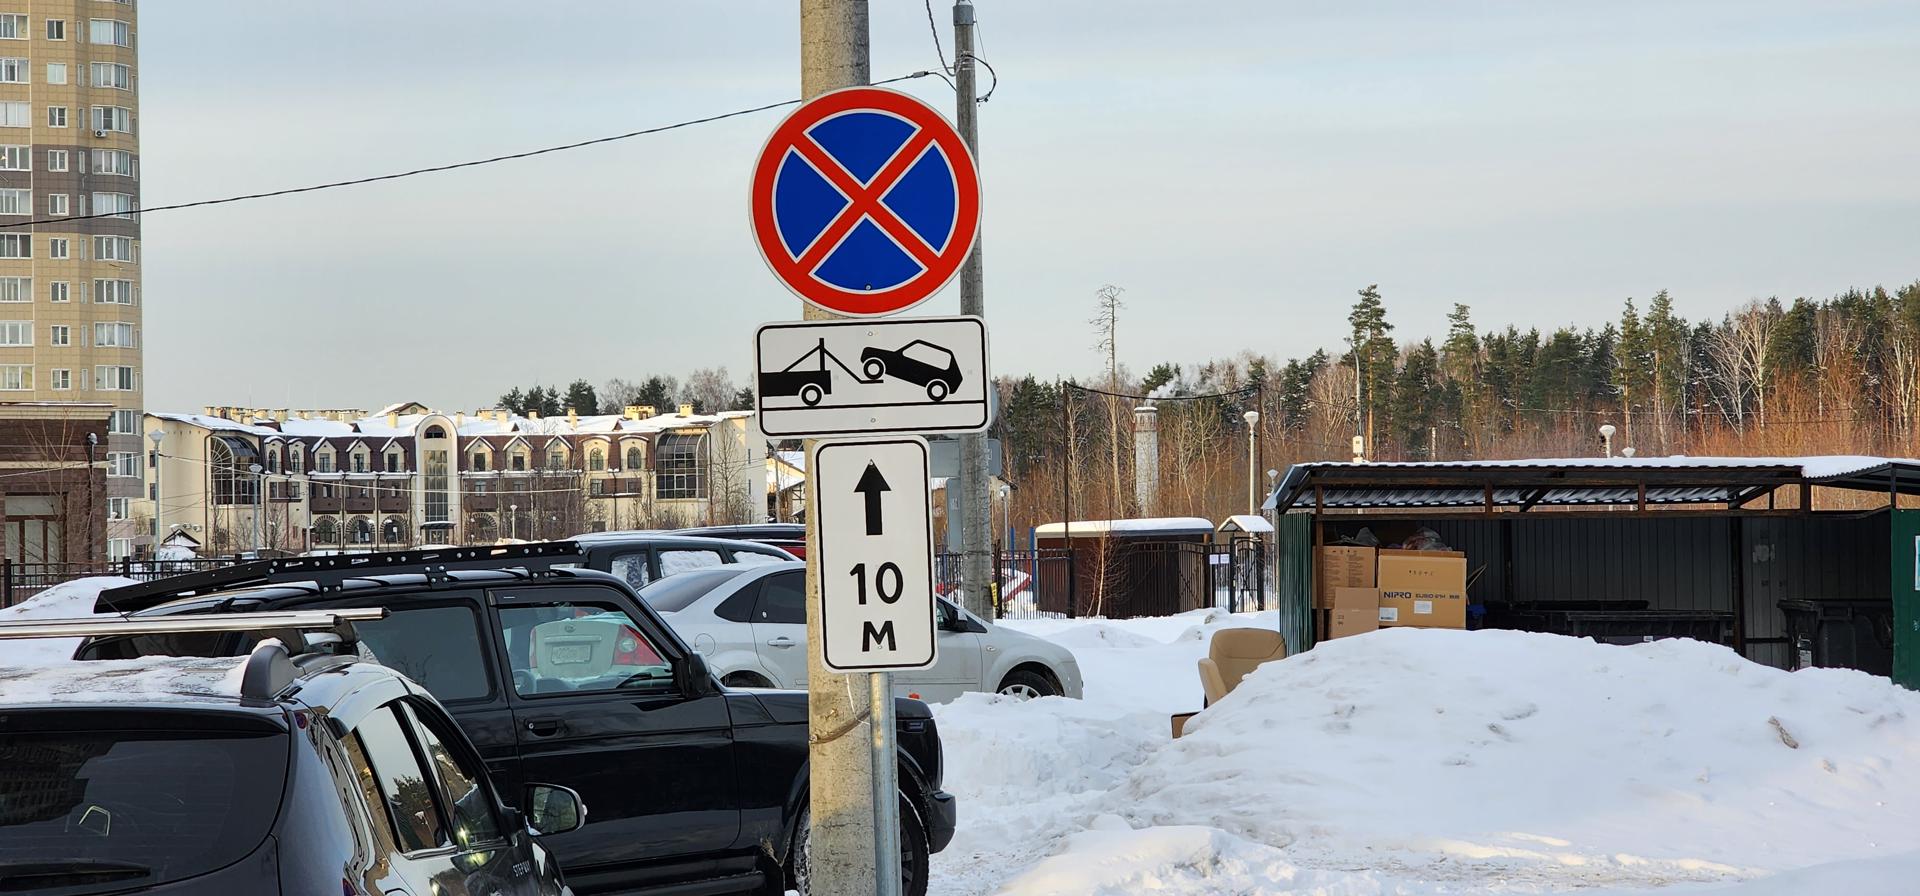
[1197,628,1287,706]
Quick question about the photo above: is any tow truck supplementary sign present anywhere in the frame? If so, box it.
[750,86,981,317]
[755,315,990,438]
[814,437,937,672]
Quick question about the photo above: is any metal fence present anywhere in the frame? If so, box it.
[935,539,1275,621]
[1,557,245,609]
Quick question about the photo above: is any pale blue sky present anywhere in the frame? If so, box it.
[139,1,1920,411]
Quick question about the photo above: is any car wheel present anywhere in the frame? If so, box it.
[790,794,929,896]
[863,358,886,381]
[996,669,1059,701]
[926,380,949,402]
[799,383,824,407]
[722,671,773,689]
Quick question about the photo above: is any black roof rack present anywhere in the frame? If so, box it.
[97,541,587,614]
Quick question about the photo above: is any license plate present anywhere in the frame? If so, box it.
[551,645,593,664]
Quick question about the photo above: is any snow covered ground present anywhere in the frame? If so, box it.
[932,611,1920,895]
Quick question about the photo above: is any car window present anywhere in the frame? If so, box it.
[903,342,953,367]
[0,721,286,887]
[731,548,787,566]
[351,603,493,702]
[660,549,725,575]
[609,551,652,589]
[351,705,447,852]
[640,568,749,613]
[497,596,673,698]
[754,572,806,625]
[400,702,502,847]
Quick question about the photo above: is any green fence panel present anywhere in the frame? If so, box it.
[1893,509,1920,690]
[1276,510,1314,654]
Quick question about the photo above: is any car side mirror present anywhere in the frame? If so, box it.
[523,784,586,836]
[676,652,720,698]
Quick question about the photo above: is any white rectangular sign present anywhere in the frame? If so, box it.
[755,315,990,438]
[813,437,937,673]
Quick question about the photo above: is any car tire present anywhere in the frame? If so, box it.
[863,358,886,381]
[790,793,929,896]
[926,380,949,402]
[722,671,773,689]
[996,669,1059,700]
[800,384,824,407]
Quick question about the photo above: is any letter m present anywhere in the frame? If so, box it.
[861,620,897,652]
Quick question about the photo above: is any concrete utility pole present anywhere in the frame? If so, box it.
[799,3,889,895]
[953,0,995,620]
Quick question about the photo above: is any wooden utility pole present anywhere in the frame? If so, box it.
[798,3,883,894]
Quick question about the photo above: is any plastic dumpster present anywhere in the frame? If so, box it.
[1778,599,1895,676]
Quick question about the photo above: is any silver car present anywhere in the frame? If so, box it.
[640,562,1083,702]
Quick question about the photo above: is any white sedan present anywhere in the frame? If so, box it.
[641,561,1083,703]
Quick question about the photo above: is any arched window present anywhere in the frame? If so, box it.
[655,432,707,500]
[588,448,606,472]
[625,445,643,471]
[349,517,372,544]
[312,517,338,544]
[288,445,304,474]
[467,514,497,544]
[424,426,447,439]
[265,446,281,473]
[208,436,258,506]
[381,516,406,544]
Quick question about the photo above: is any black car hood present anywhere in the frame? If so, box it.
[744,688,931,724]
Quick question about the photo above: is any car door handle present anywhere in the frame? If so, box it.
[766,636,797,648]
[522,717,566,737]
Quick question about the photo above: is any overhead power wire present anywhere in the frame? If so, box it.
[0,71,937,232]
[923,0,954,74]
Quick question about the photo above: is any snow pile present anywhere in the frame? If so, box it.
[1002,609,1277,714]
[0,576,138,665]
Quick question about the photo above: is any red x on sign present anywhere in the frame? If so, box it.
[750,87,981,317]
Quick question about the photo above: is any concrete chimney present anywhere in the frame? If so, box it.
[567,408,578,428]
[1133,404,1159,513]
[677,403,694,417]
[387,411,399,429]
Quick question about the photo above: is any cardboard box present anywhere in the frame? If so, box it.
[1316,545,1377,609]
[1327,587,1381,639]
[1376,548,1467,594]
[1377,590,1467,629]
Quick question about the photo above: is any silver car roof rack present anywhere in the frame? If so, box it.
[0,608,390,701]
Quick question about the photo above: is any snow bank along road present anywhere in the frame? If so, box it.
[930,609,1920,895]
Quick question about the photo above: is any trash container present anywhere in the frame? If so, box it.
[1778,599,1895,676]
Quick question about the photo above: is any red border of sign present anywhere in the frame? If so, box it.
[750,86,981,318]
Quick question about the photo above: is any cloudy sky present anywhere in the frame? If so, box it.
[138,1,1920,412]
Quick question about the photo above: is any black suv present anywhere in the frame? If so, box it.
[79,544,956,896]
[0,610,582,896]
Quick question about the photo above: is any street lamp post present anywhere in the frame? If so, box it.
[1242,410,1261,515]
[997,484,1010,551]
[248,463,265,554]
[509,503,518,541]
[1599,424,1617,458]
[298,473,312,553]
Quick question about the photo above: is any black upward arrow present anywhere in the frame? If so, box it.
[854,462,891,536]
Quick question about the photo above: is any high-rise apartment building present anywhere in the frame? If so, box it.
[0,1,141,559]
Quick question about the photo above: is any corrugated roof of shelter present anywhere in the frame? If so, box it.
[1033,517,1217,537]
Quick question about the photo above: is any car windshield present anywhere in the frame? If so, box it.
[903,342,953,367]
[640,568,750,613]
[0,716,287,894]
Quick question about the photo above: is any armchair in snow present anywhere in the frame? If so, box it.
[1174,627,1288,738]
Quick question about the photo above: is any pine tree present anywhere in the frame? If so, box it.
[1393,340,1443,459]
[499,387,526,415]
[1347,285,1396,456]
[563,379,599,417]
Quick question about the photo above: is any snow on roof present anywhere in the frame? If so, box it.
[1034,517,1216,537]
[0,655,250,706]
[1219,514,1273,534]
[1290,455,1911,478]
[161,406,754,442]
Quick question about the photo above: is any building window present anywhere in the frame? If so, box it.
[94,365,135,391]
[0,234,26,258]
[350,451,367,473]
[264,447,280,474]
[0,277,28,303]
[91,106,132,134]
[89,19,132,48]
[0,321,31,346]
[109,410,136,434]
[47,237,68,258]
[588,448,606,472]
[625,445,643,470]
[0,189,28,215]
[0,146,24,170]
[49,325,69,346]
[0,103,26,128]
[50,369,70,390]
[47,281,68,303]
[107,497,129,521]
[46,106,66,128]
[47,195,67,217]
[655,433,707,500]
[289,447,304,474]
[45,62,66,85]
[510,451,527,472]
[108,452,139,478]
[45,19,64,41]
[46,149,66,172]
[92,149,133,176]
[93,279,135,304]
[316,451,335,474]
[0,59,25,84]
[384,451,402,472]
[0,16,22,40]
[590,479,606,497]
[92,191,135,218]
[424,449,450,524]
[546,448,566,470]
[469,450,488,472]
[473,481,487,496]
[95,236,135,262]
[89,62,130,90]
[94,322,136,347]
[0,364,29,391]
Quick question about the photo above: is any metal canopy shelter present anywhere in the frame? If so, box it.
[1265,456,1920,513]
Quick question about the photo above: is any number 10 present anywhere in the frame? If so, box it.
[849,562,904,604]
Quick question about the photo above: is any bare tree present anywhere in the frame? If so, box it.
[683,368,738,415]
[1090,285,1127,514]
